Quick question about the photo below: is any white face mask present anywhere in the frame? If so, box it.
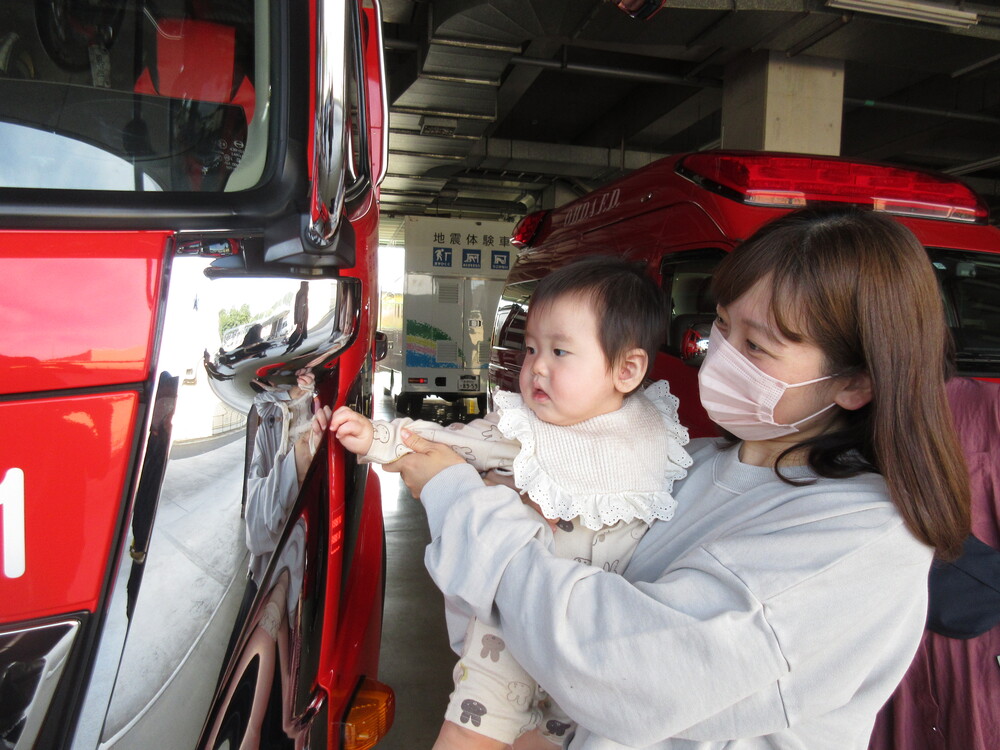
[698,323,838,441]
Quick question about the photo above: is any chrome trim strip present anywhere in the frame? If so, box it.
[370,0,390,187]
[306,0,350,247]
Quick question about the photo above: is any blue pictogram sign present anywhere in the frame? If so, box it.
[491,250,510,271]
[462,249,481,269]
[433,247,452,267]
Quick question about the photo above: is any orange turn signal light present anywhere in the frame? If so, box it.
[342,678,395,750]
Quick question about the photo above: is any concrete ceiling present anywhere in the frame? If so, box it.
[376,0,1000,245]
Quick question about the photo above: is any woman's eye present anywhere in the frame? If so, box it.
[746,340,762,353]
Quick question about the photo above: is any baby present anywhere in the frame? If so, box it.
[330,256,692,749]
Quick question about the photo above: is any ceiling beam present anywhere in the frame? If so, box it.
[464,137,671,176]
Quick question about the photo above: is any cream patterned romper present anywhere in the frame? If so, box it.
[360,381,692,745]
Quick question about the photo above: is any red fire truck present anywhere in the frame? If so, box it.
[0,1,393,748]
[492,150,1000,435]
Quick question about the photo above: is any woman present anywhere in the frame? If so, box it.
[386,208,971,749]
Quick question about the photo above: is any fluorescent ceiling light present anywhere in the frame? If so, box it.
[419,116,458,137]
[827,0,979,28]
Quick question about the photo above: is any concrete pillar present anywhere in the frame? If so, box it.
[539,180,578,210]
[721,50,844,155]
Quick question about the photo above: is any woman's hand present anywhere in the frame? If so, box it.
[382,429,465,498]
[294,405,331,482]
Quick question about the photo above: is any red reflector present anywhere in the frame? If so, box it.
[407,378,427,384]
[511,211,548,248]
[679,151,988,223]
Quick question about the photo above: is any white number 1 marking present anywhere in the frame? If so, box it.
[0,468,25,579]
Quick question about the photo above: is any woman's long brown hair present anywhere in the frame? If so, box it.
[711,208,970,560]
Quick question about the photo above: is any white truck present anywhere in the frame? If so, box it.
[380,215,516,416]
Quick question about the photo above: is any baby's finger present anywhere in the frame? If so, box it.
[327,406,355,432]
[313,405,332,431]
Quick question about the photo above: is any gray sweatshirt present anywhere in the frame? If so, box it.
[420,437,933,749]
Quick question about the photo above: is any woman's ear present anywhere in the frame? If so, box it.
[833,372,873,411]
[614,348,648,394]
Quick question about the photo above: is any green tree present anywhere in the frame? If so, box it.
[219,304,253,338]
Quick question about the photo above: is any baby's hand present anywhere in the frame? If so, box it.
[294,405,331,482]
[289,368,316,399]
[523,497,559,531]
[295,368,315,391]
[482,469,518,492]
[329,406,375,456]
[482,470,558,531]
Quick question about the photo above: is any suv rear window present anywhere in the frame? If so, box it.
[0,0,267,193]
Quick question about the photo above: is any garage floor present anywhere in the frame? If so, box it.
[372,379,471,749]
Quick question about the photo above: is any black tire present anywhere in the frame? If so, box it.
[395,393,423,417]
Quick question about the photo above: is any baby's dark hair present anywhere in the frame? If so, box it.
[529,255,667,375]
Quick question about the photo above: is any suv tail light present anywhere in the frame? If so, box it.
[511,211,549,248]
[678,151,989,223]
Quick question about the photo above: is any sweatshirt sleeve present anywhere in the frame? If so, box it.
[421,464,789,746]
[245,426,301,558]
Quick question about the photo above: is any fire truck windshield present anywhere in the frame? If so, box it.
[0,0,266,193]
[0,121,164,191]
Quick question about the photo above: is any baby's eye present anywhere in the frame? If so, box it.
[553,348,568,357]
[524,345,536,355]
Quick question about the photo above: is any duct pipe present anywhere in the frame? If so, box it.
[845,97,1000,124]
[509,55,720,89]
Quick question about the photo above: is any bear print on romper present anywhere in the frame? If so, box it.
[481,633,505,662]
[460,699,487,727]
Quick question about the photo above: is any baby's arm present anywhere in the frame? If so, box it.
[329,406,375,456]
[330,408,420,464]
[334,409,521,469]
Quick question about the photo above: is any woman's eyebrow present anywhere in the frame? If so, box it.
[745,318,783,345]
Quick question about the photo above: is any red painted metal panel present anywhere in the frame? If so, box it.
[0,231,167,395]
[0,392,138,623]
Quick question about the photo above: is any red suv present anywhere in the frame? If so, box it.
[491,150,1000,436]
